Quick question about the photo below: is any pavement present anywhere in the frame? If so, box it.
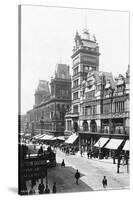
[56,149,130,191]
[25,144,130,193]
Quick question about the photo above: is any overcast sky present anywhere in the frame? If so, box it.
[21,5,129,114]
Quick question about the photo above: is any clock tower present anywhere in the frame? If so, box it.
[71,28,100,131]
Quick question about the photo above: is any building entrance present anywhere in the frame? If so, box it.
[73,122,78,132]
[90,120,97,132]
[83,121,88,131]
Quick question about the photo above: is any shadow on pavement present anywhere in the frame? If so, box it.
[47,162,93,193]
[7,187,18,194]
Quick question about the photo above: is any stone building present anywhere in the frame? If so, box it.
[78,68,129,152]
[34,80,50,106]
[65,28,100,137]
[64,29,129,153]
[26,64,71,137]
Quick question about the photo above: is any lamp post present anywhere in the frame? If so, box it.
[45,160,49,186]
[98,140,101,159]
[117,156,120,173]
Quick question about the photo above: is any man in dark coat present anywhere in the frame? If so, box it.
[61,159,65,167]
[75,169,80,184]
[52,182,56,193]
[102,176,107,189]
[44,184,50,194]
[38,179,45,194]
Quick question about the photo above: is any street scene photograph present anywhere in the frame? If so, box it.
[18,5,130,195]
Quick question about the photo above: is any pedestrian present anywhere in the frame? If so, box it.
[52,182,56,193]
[44,184,50,194]
[29,186,35,195]
[117,157,121,173]
[87,151,90,159]
[75,169,80,184]
[34,144,36,150]
[102,176,107,189]
[61,159,65,167]
[125,153,129,165]
[31,179,36,188]
[90,151,93,158]
[40,145,43,154]
[38,179,45,194]
[112,151,116,164]
[80,150,83,157]
[122,154,125,166]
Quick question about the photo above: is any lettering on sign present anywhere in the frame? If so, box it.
[21,158,48,180]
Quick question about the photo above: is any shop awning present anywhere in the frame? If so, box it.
[104,139,123,150]
[40,134,54,140]
[51,137,57,141]
[123,140,129,151]
[24,133,31,137]
[94,137,109,148]
[33,133,41,139]
[65,134,78,144]
[51,136,65,141]
[57,136,65,141]
[36,134,46,139]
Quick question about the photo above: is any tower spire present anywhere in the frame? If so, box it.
[84,9,87,30]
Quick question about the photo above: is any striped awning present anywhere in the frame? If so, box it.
[40,134,54,140]
[94,137,109,148]
[123,140,129,151]
[104,139,123,150]
[33,133,42,139]
[65,134,78,144]
[51,136,65,141]
[36,134,46,139]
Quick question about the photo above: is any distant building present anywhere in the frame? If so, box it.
[34,80,50,106]
[19,114,27,133]
[26,64,71,137]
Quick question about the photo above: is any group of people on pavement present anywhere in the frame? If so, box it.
[61,146,79,155]
[28,179,56,195]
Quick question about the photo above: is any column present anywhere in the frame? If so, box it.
[109,119,112,133]
[79,134,81,151]
[66,119,68,131]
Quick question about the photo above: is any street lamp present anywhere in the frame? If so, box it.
[45,160,49,185]
[98,140,101,159]
[117,154,121,173]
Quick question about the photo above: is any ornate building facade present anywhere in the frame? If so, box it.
[65,29,129,152]
[65,28,100,137]
[26,64,71,137]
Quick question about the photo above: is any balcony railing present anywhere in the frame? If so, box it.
[80,111,129,120]
[71,112,79,117]
[80,114,99,120]
[79,130,129,136]
[72,98,80,103]
[100,111,129,119]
